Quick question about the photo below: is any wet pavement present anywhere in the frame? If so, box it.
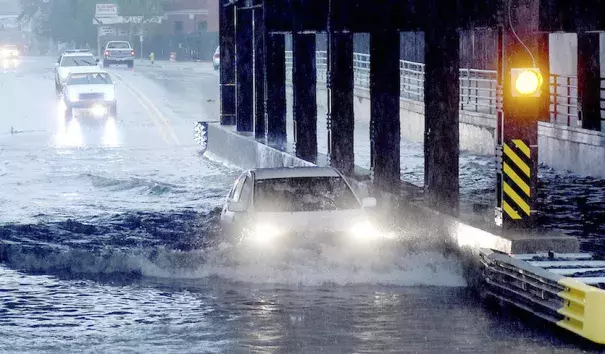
[0,57,602,352]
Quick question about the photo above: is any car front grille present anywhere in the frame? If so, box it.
[79,93,104,100]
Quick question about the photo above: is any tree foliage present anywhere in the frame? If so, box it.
[17,0,164,44]
[18,0,96,45]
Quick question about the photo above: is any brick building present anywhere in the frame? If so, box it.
[162,0,218,35]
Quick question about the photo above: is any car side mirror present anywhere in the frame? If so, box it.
[362,197,377,208]
[228,201,246,213]
[95,59,100,63]
[54,62,59,67]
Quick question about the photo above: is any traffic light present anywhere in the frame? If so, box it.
[510,68,543,97]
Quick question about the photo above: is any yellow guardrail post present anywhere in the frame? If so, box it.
[557,277,605,344]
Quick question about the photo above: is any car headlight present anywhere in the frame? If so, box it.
[68,91,79,102]
[248,224,282,245]
[104,90,115,101]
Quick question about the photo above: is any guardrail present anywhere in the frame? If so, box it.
[285,51,605,128]
[480,248,605,345]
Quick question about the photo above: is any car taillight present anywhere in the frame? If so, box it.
[131,50,135,56]
[104,50,109,56]
[214,53,220,58]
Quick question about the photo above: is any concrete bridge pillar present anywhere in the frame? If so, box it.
[253,8,266,139]
[328,32,355,175]
[370,30,401,189]
[424,27,460,215]
[292,33,317,163]
[578,32,601,131]
[236,8,253,132]
[219,3,235,125]
[265,33,287,148]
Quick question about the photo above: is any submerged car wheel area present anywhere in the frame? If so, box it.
[220,167,390,249]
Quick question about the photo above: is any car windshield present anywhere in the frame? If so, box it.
[61,56,96,66]
[107,42,130,49]
[67,73,112,85]
[253,177,360,212]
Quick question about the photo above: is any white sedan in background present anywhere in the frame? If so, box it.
[220,166,389,247]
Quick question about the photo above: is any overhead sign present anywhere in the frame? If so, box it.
[99,26,117,36]
[95,4,118,18]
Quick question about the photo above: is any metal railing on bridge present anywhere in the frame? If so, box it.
[285,51,605,129]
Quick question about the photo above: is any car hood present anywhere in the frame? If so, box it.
[67,84,114,95]
[252,209,368,234]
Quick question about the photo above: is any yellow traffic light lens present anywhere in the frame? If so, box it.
[515,70,542,95]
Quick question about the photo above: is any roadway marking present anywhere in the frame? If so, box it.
[502,140,533,221]
[112,72,180,146]
[503,162,530,196]
[503,143,530,177]
[504,181,530,215]
[502,200,521,220]
[512,139,530,158]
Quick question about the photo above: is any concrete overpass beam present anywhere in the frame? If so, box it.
[266,33,287,148]
[292,33,318,163]
[424,27,460,215]
[578,32,601,131]
[370,30,401,190]
[236,8,253,132]
[219,3,235,125]
[329,32,355,175]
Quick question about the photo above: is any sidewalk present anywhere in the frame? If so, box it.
[134,59,214,74]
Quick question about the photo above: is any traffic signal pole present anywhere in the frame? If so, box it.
[495,0,549,230]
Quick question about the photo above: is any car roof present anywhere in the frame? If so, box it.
[3,44,17,48]
[251,167,341,180]
[62,52,95,57]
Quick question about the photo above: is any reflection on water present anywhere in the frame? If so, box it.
[54,117,83,148]
[103,117,119,147]
[2,58,19,71]
[53,100,121,148]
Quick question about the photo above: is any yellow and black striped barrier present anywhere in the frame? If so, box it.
[480,249,605,345]
[502,139,532,221]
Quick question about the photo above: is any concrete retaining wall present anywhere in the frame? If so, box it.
[539,122,605,177]
[206,122,579,256]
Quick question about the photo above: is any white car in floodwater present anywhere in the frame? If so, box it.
[62,70,117,120]
[220,166,390,247]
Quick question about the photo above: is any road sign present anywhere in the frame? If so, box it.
[96,4,118,18]
[99,26,116,36]
[140,35,144,42]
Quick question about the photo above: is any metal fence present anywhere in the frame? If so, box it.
[285,50,605,128]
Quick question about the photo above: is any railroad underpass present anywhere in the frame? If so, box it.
[214,0,605,253]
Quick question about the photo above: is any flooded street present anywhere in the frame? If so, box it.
[0,57,599,353]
